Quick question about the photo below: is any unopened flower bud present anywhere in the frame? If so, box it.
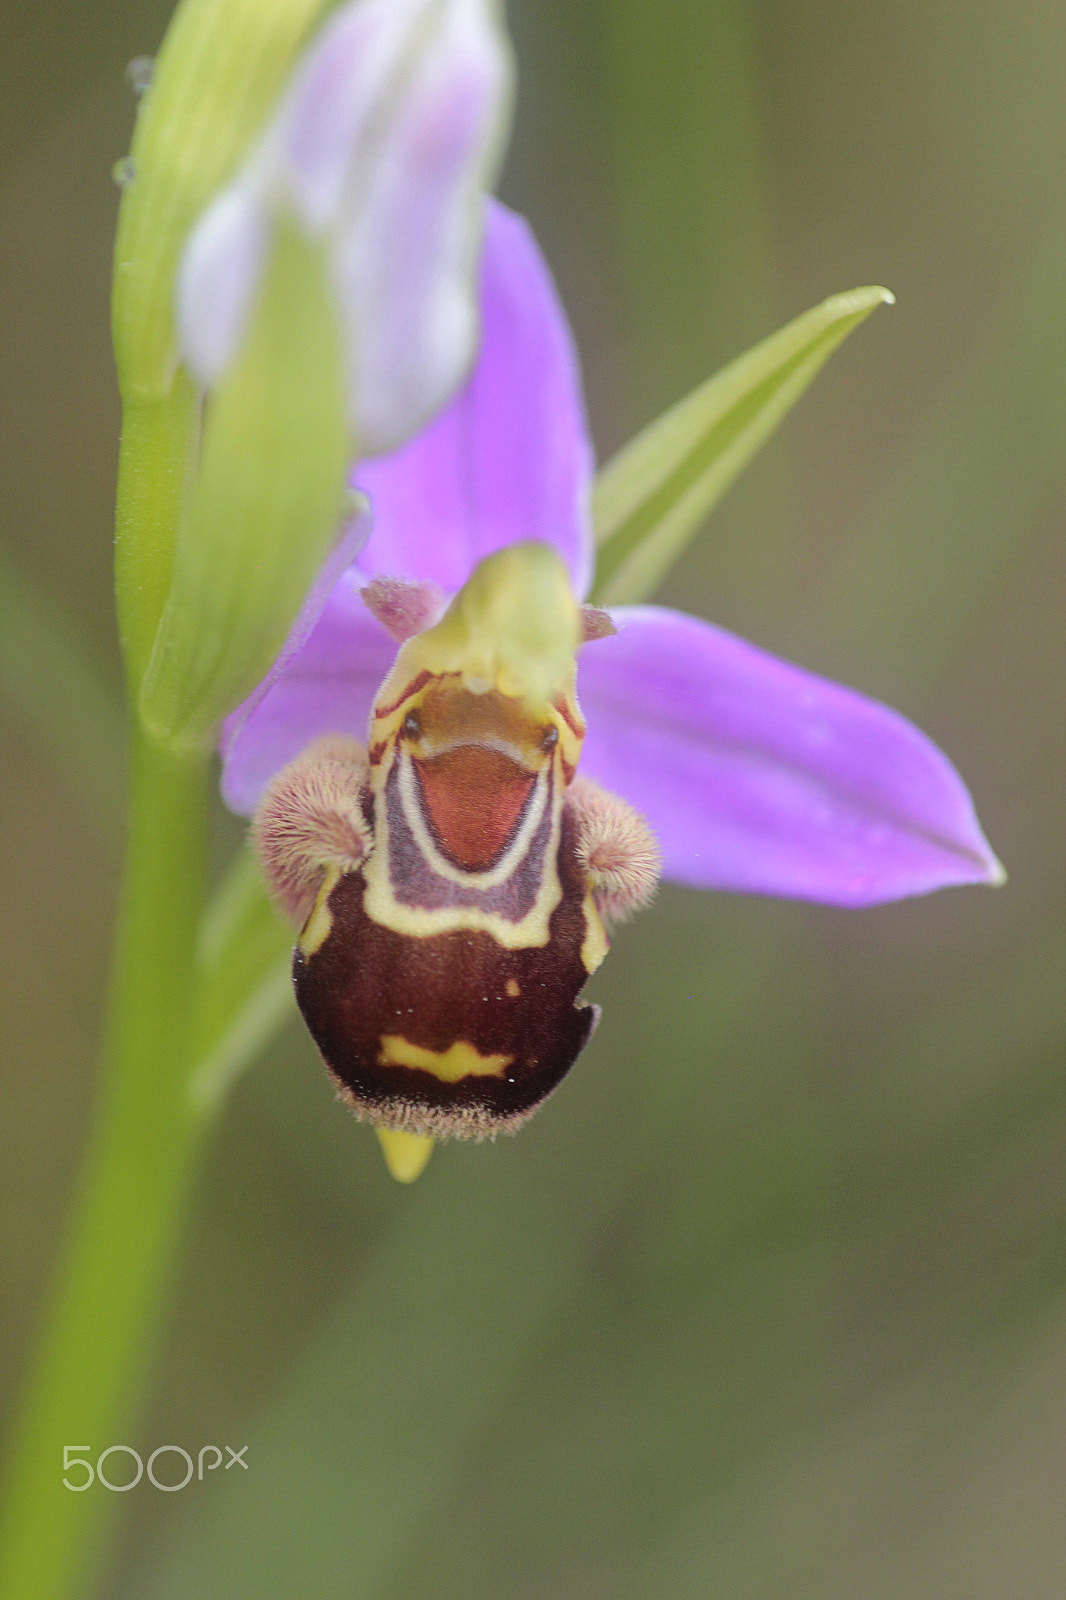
[134,0,512,750]
[177,0,513,452]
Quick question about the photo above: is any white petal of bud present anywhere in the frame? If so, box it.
[177,185,270,383]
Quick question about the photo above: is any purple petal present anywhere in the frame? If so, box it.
[352,201,594,599]
[219,568,395,815]
[577,606,1002,905]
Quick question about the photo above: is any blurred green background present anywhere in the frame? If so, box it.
[2,0,1065,1595]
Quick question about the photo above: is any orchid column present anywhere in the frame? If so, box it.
[0,3,511,1597]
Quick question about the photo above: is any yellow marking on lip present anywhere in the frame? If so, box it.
[579,895,609,976]
[298,867,341,958]
[378,1035,513,1083]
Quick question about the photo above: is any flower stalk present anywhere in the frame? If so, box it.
[0,728,211,1600]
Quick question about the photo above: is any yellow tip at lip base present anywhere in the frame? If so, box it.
[374,541,583,729]
[376,1127,435,1183]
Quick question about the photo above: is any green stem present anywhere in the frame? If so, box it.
[0,725,211,1600]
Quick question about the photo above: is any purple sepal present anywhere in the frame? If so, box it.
[577,606,1002,905]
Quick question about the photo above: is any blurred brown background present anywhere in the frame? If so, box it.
[2,0,1065,1595]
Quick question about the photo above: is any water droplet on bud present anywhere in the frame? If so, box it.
[343,487,370,520]
[112,156,137,189]
[125,56,154,96]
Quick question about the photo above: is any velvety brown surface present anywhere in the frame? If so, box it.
[294,810,598,1132]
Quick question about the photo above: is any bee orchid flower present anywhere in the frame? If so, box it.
[220,202,1002,1174]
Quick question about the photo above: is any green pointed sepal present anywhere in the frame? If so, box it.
[591,286,895,606]
[138,220,351,751]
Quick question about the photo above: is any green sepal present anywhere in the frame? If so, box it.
[113,369,201,699]
[111,0,338,405]
[590,286,894,606]
[139,220,351,750]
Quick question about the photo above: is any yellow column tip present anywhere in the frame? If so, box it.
[376,1127,435,1183]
